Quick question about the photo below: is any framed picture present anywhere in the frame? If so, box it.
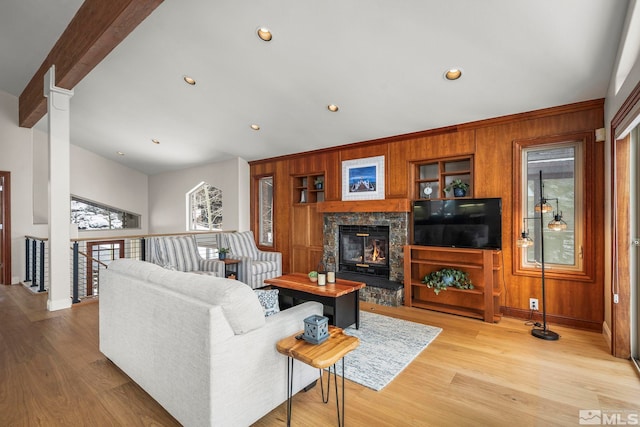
[341,155,385,201]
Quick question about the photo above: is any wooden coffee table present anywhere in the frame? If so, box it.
[264,273,366,329]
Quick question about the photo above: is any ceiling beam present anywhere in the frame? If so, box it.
[18,0,163,128]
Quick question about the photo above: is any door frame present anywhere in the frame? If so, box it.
[611,80,640,358]
[0,171,11,285]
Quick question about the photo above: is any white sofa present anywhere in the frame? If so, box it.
[99,259,322,427]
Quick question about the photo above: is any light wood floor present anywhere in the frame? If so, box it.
[1,284,638,426]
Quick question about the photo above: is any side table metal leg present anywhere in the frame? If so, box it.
[320,367,332,403]
[333,358,344,427]
[287,357,294,427]
[355,290,360,329]
[341,358,345,427]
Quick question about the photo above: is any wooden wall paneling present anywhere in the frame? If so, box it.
[339,144,388,162]
[274,160,293,272]
[250,159,293,272]
[291,246,309,274]
[324,151,341,201]
[388,130,475,198]
[308,205,324,247]
[509,131,602,324]
[476,104,604,328]
[291,206,309,247]
[387,142,409,198]
[248,99,607,330]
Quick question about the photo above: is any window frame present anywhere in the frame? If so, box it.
[187,182,223,232]
[513,131,595,282]
[256,174,274,248]
[71,196,141,231]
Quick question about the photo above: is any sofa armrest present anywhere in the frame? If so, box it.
[198,258,225,276]
[209,301,323,426]
[257,250,281,263]
[257,250,282,277]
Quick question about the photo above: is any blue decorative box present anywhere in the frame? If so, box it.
[303,315,329,344]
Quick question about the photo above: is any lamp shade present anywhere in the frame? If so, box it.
[548,212,567,231]
[516,232,534,248]
[534,201,553,213]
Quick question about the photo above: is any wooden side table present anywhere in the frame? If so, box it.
[276,326,359,426]
[221,258,241,280]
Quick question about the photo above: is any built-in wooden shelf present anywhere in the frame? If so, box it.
[316,198,411,213]
[404,245,502,323]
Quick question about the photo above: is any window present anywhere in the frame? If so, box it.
[514,132,592,280]
[188,182,222,231]
[258,176,273,246]
[71,197,140,230]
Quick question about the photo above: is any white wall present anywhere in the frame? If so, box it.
[69,144,149,238]
[148,157,250,234]
[0,90,150,283]
[0,91,47,283]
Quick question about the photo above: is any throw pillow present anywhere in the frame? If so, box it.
[254,289,280,317]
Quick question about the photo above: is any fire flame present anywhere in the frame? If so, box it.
[371,244,381,261]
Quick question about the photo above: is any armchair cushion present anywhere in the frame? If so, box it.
[226,231,259,259]
[148,235,224,277]
[154,235,200,272]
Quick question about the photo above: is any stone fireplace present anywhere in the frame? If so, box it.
[323,211,408,306]
[338,225,390,278]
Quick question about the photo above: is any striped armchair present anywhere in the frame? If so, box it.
[218,231,282,289]
[147,235,224,277]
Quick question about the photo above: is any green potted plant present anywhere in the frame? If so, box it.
[444,179,470,197]
[218,247,229,260]
[422,268,473,295]
[308,270,318,283]
[314,177,324,190]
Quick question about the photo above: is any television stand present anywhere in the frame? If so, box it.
[403,245,502,322]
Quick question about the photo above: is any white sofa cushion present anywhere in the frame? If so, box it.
[108,259,265,334]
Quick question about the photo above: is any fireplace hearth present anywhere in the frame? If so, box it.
[339,225,390,278]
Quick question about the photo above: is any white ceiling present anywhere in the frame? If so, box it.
[0,0,630,175]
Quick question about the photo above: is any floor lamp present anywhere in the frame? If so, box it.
[516,170,564,341]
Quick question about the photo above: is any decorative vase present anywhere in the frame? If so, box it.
[315,182,323,190]
[453,188,466,197]
[218,252,226,260]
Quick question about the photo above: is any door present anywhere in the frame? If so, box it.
[0,172,10,285]
[633,127,640,369]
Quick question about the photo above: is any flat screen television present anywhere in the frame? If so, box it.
[413,198,502,250]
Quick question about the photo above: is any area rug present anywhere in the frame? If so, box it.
[338,311,442,391]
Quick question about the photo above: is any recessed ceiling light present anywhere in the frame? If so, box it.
[250,124,260,131]
[444,68,463,81]
[257,27,272,42]
[327,104,339,112]
[116,151,125,156]
[152,138,160,144]
[183,76,196,85]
